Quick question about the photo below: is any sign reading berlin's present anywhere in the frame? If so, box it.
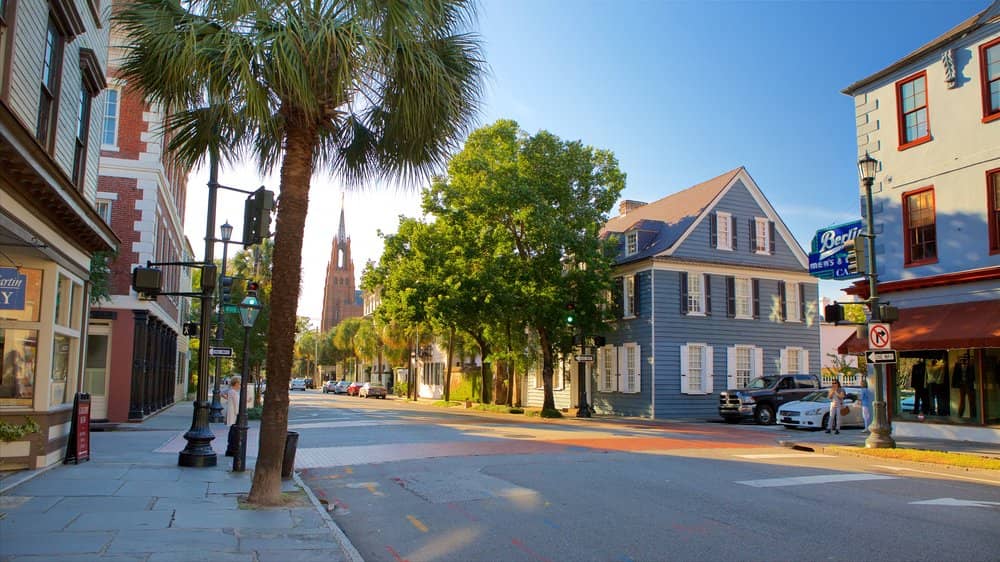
[807,220,864,280]
[868,323,891,349]
[0,267,27,310]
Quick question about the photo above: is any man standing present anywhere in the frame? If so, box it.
[910,359,929,415]
[952,355,976,418]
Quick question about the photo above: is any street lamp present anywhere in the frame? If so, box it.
[209,221,234,423]
[233,283,261,472]
[858,152,895,449]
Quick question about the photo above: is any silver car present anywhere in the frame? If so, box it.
[290,378,307,391]
[778,387,865,430]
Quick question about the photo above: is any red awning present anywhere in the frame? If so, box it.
[837,300,1000,354]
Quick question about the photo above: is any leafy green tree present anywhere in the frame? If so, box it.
[426,120,624,413]
[116,0,484,505]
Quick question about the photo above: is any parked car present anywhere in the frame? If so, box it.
[346,381,364,396]
[304,378,315,389]
[778,387,864,430]
[718,374,821,425]
[359,383,387,399]
[322,380,338,393]
[333,380,351,394]
[290,378,307,391]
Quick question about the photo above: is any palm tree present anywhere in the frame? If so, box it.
[115,0,484,505]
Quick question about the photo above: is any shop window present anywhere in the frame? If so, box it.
[50,333,72,405]
[985,349,1000,425]
[0,329,39,407]
[903,187,937,266]
[0,267,43,323]
[55,274,72,327]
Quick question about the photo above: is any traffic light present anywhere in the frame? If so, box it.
[131,267,162,299]
[824,302,844,324]
[844,235,870,275]
[246,280,259,296]
[565,302,576,325]
[243,187,275,247]
[219,275,233,304]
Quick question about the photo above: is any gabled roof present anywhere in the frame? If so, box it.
[842,1,1000,95]
[602,167,741,256]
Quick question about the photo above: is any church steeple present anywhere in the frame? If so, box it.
[320,193,363,333]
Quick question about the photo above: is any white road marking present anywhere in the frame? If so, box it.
[909,498,1000,508]
[734,453,835,459]
[873,465,1000,486]
[736,473,897,488]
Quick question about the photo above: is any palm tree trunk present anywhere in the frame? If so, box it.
[248,124,316,506]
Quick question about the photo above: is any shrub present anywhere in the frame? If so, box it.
[247,406,263,420]
[394,382,408,397]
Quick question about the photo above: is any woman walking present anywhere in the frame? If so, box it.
[826,380,846,434]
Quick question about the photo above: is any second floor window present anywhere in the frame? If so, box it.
[896,72,930,148]
[981,38,1000,122]
[96,199,112,224]
[989,170,1000,253]
[102,88,120,148]
[734,277,752,318]
[716,212,732,250]
[752,217,773,254]
[686,273,702,314]
[626,232,637,256]
[786,282,801,322]
[623,274,636,317]
[903,188,937,265]
[72,83,92,188]
[37,18,65,150]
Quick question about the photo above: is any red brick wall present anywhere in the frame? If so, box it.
[100,175,140,296]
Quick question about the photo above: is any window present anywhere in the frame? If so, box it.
[734,278,751,318]
[786,282,800,322]
[623,274,636,317]
[597,345,616,392]
[781,347,808,374]
[37,17,65,150]
[896,71,930,149]
[686,273,702,314]
[681,343,713,395]
[980,37,1000,122]
[620,344,640,394]
[989,169,1000,254]
[903,187,937,266]
[96,199,112,224]
[102,88,120,148]
[716,212,731,250]
[626,232,638,256]
[72,82,93,187]
[753,217,771,254]
[728,345,761,389]
[0,0,10,94]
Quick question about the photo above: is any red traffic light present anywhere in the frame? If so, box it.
[246,281,259,293]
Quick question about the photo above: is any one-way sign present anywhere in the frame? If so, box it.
[866,350,897,364]
[209,346,234,358]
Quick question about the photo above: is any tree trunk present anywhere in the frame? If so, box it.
[444,326,454,402]
[475,336,490,404]
[247,124,315,506]
[506,321,513,407]
[539,328,556,411]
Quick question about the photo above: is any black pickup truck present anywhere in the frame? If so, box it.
[718,374,821,425]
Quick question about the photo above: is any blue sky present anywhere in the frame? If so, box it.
[184,0,987,321]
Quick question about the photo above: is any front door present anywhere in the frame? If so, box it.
[84,328,111,420]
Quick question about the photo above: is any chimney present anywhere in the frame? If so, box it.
[619,200,647,216]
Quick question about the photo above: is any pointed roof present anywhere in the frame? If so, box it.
[842,1,1000,95]
[336,192,347,241]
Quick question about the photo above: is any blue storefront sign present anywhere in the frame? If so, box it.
[808,220,865,280]
[0,267,27,310]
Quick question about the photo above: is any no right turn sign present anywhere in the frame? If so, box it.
[868,323,891,349]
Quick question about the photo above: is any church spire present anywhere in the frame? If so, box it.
[337,192,347,242]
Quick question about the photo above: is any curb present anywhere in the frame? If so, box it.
[779,440,1000,476]
[0,462,59,495]
[294,470,365,562]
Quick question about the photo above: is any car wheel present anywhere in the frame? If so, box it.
[754,404,775,425]
[821,413,830,431]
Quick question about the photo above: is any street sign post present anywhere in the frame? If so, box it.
[865,350,897,364]
[209,346,234,358]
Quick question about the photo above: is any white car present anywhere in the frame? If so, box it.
[778,387,865,430]
[290,378,307,391]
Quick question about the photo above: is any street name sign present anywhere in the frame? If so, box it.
[209,346,234,358]
[865,350,897,364]
[222,304,240,314]
[574,354,594,362]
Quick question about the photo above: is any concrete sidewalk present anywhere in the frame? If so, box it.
[0,402,362,562]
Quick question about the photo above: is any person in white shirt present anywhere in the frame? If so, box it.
[826,380,846,434]
[223,375,243,426]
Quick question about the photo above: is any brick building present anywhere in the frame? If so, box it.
[320,195,362,333]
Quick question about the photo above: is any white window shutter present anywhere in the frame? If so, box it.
[754,347,764,379]
[680,344,690,395]
[596,348,606,392]
[802,349,810,374]
[631,344,641,393]
[779,348,788,375]
[703,346,714,394]
[726,346,736,389]
[616,346,625,392]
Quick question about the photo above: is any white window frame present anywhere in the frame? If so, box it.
[734,277,752,319]
[96,199,112,224]
[780,346,809,374]
[786,282,801,322]
[680,343,713,395]
[626,232,638,256]
[686,273,704,315]
[596,345,617,392]
[727,345,762,389]
[623,274,636,318]
[619,343,640,394]
[102,87,120,149]
[754,217,770,254]
[716,211,732,251]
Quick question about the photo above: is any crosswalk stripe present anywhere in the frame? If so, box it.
[736,473,897,487]
[734,453,836,459]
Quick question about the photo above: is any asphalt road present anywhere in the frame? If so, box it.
[287,390,1000,562]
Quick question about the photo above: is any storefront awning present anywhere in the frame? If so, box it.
[838,300,1000,354]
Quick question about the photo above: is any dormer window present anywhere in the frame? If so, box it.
[626,232,638,256]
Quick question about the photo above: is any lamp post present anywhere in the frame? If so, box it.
[234,284,261,472]
[209,221,234,423]
[858,152,895,449]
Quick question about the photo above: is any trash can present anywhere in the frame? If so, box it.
[281,431,299,479]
